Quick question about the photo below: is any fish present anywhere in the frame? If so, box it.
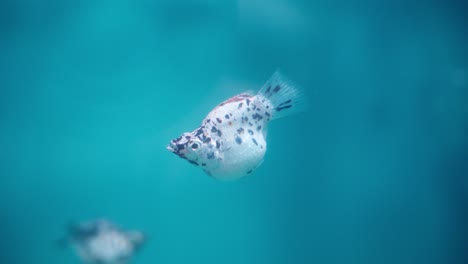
[167,71,307,180]
[58,219,146,264]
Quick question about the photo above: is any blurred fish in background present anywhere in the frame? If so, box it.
[58,219,146,264]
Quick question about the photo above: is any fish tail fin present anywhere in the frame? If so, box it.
[257,70,307,120]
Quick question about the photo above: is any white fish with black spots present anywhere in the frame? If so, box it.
[167,71,307,180]
[58,219,146,264]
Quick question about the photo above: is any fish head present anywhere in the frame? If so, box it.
[167,128,208,166]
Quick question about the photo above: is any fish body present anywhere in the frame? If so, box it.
[167,71,306,180]
[63,219,145,264]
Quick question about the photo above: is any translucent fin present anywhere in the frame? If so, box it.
[257,71,307,120]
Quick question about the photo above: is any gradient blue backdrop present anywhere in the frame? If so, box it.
[1,1,467,264]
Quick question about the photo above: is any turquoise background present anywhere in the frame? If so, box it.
[1,1,467,263]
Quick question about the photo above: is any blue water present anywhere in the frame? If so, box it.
[1,1,467,263]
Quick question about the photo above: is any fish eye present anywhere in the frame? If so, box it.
[191,143,199,150]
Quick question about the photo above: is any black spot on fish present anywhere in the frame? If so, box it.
[217,130,222,137]
[252,105,257,110]
[265,112,271,117]
[207,152,215,159]
[247,169,253,174]
[201,163,206,166]
[248,129,254,135]
[257,125,262,131]
[194,128,203,137]
[216,118,222,123]
[252,138,258,146]
[211,127,217,133]
[237,128,244,134]
[203,137,211,143]
[229,113,232,117]
[246,99,251,106]
[235,136,242,144]
[273,85,281,93]
[216,141,221,149]
[176,144,185,150]
[266,105,269,109]
[185,136,191,140]
[225,114,230,119]
[265,86,271,94]
[238,103,243,109]
[276,105,292,111]
[247,108,251,111]
[188,160,199,166]
[249,122,253,126]
[278,99,292,107]
[252,113,263,121]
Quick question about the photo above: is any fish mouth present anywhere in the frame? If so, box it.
[167,141,186,159]
[166,141,176,153]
